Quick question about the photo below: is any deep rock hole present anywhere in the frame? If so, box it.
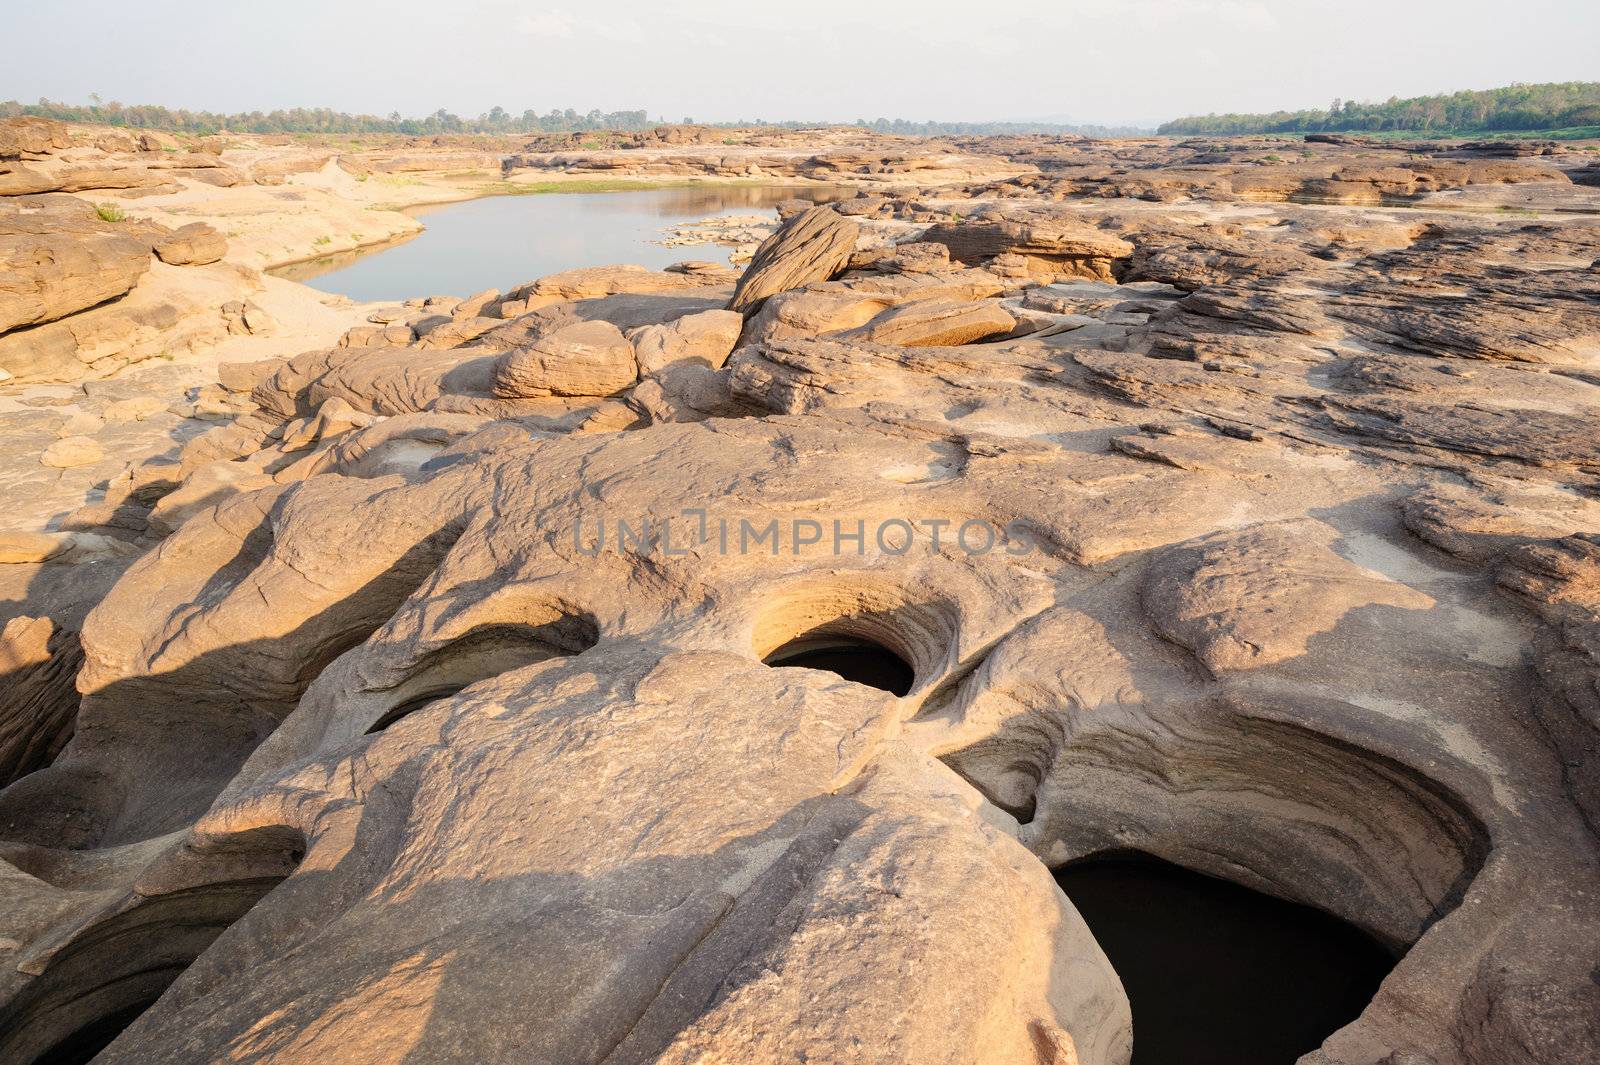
[1054,852,1395,1065]
[34,1000,158,1065]
[4,865,301,1065]
[762,636,915,696]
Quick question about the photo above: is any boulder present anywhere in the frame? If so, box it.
[0,195,151,334]
[836,299,1016,347]
[728,205,860,315]
[630,308,744,377]
[492,320,638,398]
[0,117,74,158]
[918,218,1132,281]
[217,357,289,395]
[137,131,181,152]
[152,222,228,266]
[741,288,896,344]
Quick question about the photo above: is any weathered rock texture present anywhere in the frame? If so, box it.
[728,205,860,314]
[0,195,150,333]
[1,120,1598,1065]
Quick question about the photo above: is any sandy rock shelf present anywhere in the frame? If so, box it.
[0,116,1598,1065]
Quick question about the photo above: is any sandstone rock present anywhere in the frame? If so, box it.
[665,259,741,284]
[137,131,180,152]
[742,288,896,344]
[40,435,104,468]
[247,153,333,185]
[836,298,1016,347]
[55,411,105,437]
[1,127,1599,1065]
[0,531,76,564]
[152,222,227,266]
[0,164,59,197]
[0,195,151,334]
[919,218,1133,281]
[508,263,726,312]
[95,130,139,152]
[0,530,136,564]
[0,616,81,786]
[0,116,74,157]
[101,395,168,422]
[1126,225,1330,290]
[54,167,171,193]
[877,240,952,273]
[242,304,278,336]
[145,461,277,538]
[217,357,288,394]
[629,308,744,377]
[278,395,379,451]
[728,205,860,315]
[1141,519,1435,675]
[492,319,637,398]
[453,287,501,319]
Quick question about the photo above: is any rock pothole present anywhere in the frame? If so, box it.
[762,635,915,696]
[0,869,300,1065]
[750,580,962,699]
[1053,851,1394,1065]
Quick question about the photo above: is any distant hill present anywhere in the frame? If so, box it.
[1158,82,1600,137]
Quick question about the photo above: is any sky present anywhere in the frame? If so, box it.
[3,0,1596,127]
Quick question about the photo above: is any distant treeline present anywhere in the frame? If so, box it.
[0,100,655,135]
[1158,82,1600,136]
[0,98,1149,138]
[843,118,1150,136]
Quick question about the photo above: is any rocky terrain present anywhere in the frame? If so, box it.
[0,114,1598,1064]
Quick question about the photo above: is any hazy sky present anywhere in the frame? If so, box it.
[3,0,1596,126]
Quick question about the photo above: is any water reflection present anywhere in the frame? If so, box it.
[273,184,850,302]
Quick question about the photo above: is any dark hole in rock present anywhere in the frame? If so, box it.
[0,826,305,1065]
[763,637,914,696]
[1,873,296,1065]
[33,999,158,1065]
[1054,853,1395,1065]
[367,687,468,734]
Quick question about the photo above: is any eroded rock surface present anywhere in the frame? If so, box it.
[1,120,1598,1065]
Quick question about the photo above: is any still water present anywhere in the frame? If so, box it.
[273,185,849,302]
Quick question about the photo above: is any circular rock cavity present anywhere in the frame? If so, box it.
[763,635,914,696]
[946,696,1490,951]
[0,829,304,1065]
[365,615,601,733]
[750,580,960,698]
[1054,852,1394,1065]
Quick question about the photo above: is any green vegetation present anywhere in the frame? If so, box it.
[1159,82,1600,137]
[2,99,654,136]
[93,203,125,222]
[1,98,1150,138]
[847,118,1149,136]
[313,235,332,246]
